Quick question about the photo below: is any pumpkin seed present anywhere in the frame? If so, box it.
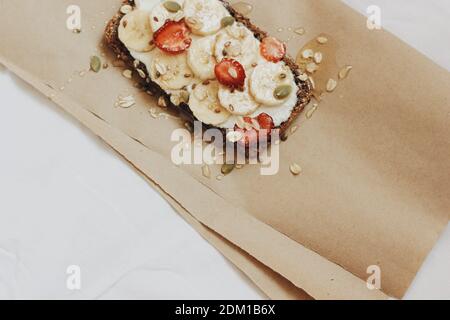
[90,56,101,73]
[290,163,302,176]
[163,1,181,13]
[338,65,353,80]
[274,85,292,100]
[221,16,235,28]
[120,4,133,14]
[221,164,235,175]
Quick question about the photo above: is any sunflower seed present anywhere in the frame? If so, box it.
[290,125,298,134]
[290,163,303,176]
[294,27,305,35]
[122,69,133,79]
[118,95,135,108]
[317,36,328,44]
[338,65,353,80]
[314,52,323,64]
[158,96,168,107]
[306,62,318,73]
[298,73,309,81]
[136,69,146,78]
[155,62,167,75]
[186,17,203,30]
[306,103,319,119]
[326,78,337,92]
[309,76,316,89]
[149,107,159,118]
[302,49,314,59]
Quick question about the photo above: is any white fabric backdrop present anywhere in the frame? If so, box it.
[0,0,449,299]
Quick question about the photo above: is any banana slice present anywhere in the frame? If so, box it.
[150,0,185,32]
[184,0,230,36]
[188,81,231,125]
[218,78,260,115]
[118,9,154,52]
[149,49,196,90]
[250,62,295,106]
[214,24,260,68]
[187,35,217,80]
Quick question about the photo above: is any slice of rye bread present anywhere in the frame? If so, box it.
[104,0,313,139]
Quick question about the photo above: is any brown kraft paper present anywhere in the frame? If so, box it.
[1,0,449,299]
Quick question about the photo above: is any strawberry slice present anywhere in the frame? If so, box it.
[234,113,275,146]
[256,113,275,132]
[154,19,192,54]
[214,59,246,89]
[260,37,286,63]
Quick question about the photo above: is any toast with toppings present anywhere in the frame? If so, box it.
[105,0,312,145]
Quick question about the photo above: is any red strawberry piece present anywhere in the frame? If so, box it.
[214,59,246,89]
[260,37,286,63]
[233,114,275,146]
[154,19,192,54]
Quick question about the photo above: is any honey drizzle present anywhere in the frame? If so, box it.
[296,34,340,95]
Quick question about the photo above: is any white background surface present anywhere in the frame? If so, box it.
[0,0,449,300]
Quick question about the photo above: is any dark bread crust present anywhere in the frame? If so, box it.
[104,0,312,138]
